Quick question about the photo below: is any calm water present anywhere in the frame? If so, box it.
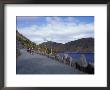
[58,52,94,63]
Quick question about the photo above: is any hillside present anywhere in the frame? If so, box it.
[16,30,37,49]
[64,38,94,52]
[38,41,62,52]
[39,38,94,53]
[16,30,37,58]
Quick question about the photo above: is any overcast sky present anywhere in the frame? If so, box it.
[17,16,94,44]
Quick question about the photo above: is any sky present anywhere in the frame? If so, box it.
[16,16,94,44]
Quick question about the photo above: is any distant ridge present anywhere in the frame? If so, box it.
[39,38,94,53]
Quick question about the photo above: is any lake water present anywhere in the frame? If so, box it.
[58,52,94,63]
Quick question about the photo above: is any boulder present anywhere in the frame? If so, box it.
[78,54,88,67]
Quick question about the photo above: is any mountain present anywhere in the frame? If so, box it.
[38,41,63,53]
[16,30,94,54]
[39,38,94,53]
[64,38,94,52]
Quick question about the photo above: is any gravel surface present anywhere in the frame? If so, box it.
[16,49,84,74]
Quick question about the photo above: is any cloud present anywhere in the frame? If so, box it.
[17,16,94,44]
